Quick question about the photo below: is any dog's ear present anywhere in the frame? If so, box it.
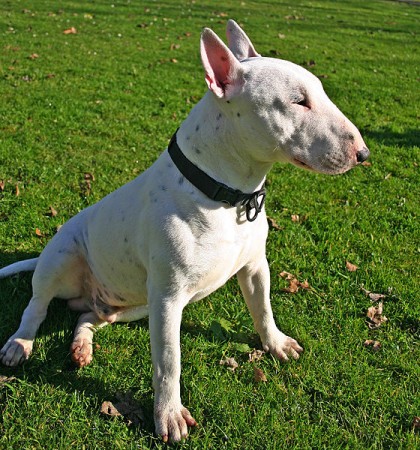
[226,19,260,61]
[200,28,244,99]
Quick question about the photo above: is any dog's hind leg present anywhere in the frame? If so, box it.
[71,305,149,367]
[0,246,87,367]
[71,311,107,367]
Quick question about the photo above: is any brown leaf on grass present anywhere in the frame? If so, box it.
[48,206,58,217]
[291,214,300,222]
[267,216,282,231]
[15,184,20,196]
[35,228,44,237]
[361,287,387,302]
[0,375,16,385]
[280,271,311,293]
[253,367,267,383]
[220,357,238,371]
[364,340,381,351]
[81,172,95,196]
[283,277,300,293]
[280,271,294,280]
[346,261,358,272]
[361,161,372,166]
[101,401,122,417]
[412,416,420,430]
[100,393,144,427]
[28,53,39,60]
[248,349,265,363]
[0,180,5,191]
[63,27,77,35]
[366,302,387,329]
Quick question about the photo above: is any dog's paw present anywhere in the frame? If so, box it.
[0,337,34,366]
[155,403,197,443]
[70,338,93,367]
[263,330,303,361]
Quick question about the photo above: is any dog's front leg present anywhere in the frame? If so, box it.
[149,295,197,443]
[237,258,303,361]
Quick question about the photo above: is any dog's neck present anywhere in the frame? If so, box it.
[176,93,271,193]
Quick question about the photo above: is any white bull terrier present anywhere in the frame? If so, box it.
[0,20,369,442]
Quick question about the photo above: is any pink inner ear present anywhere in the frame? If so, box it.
[201,30,241,99]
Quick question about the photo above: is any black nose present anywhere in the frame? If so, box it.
[356,147,370,163]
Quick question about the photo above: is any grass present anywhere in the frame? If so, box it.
[0,0,419,448]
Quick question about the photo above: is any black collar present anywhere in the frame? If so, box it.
[167,131,266,222]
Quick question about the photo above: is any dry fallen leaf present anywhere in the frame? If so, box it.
[63,27,77,35]
[267,216,282,231]
[361,287,387,302]
[248,349,265,363]
[49,206,58,217]
[253,367,267,382]
[283,277,300,293]
[100,393,144,427]
[364,340,381,351]
[220,357,238,371]
[15,184,20,196]
[35,228,44,237]
[412,416,420,430]
[291,214,300,222]
[0,180,4,191]
[346,261,358,272]
[361,161,372,166]
[0,375,16,385]
[280,271,294,280]
[81,172,95,196]
[366,302,388,329]
[101,401,122,417]
[280,271,311,293]
[28,53,39,60]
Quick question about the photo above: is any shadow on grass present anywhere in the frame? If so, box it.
[364,127,420,147]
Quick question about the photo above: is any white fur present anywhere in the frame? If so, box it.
[0,20,368,442]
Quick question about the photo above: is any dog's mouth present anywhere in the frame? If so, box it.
[292,158,314,172]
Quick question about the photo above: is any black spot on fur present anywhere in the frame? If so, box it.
[272,97,285,112]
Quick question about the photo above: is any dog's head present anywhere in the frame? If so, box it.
[200,20,369,175]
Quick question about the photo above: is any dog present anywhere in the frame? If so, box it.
[0,20,369,442]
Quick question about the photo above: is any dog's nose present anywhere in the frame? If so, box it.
[356,147,370,163]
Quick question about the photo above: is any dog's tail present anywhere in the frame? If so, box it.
[0,258,38,279]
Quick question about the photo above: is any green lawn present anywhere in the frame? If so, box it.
[0,1,419,448]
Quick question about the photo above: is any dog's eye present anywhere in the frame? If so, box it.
[294,98,310,108]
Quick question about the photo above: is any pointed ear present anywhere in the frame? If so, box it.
[200,27,244,99]
[226,19,260,61]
